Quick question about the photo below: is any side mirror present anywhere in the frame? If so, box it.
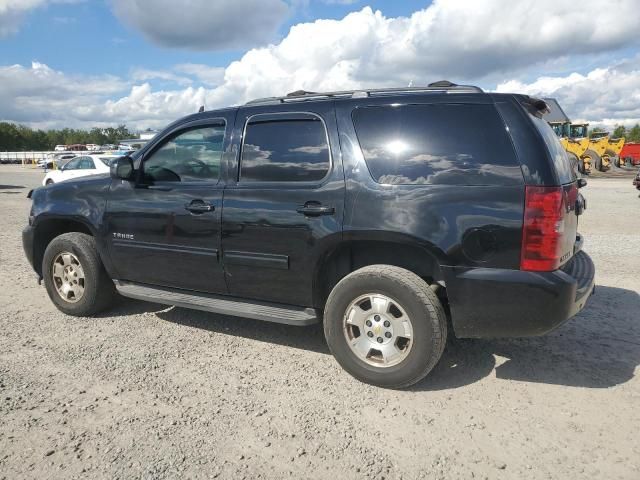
[110,156,134,180]
[577,178,587,189]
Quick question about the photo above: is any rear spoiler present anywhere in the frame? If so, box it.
[517,95,550,117]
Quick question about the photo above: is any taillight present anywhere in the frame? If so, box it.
[521,186,565,272]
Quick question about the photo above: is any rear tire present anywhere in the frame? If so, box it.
[42,232,115,316]
[584,149,601,173]
[323,265,447,389]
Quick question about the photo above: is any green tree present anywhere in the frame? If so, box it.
[0,122,137,151]
[628,124,640,143]
[612,125,627,139]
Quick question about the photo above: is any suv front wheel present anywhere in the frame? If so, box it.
[42,232,115,316]
[323,265,447,388]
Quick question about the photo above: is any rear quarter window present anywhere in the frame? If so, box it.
[527,113,576,185]
[352,104,523,186]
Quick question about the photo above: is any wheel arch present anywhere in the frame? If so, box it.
[32,216,96,277]
[313,237,445,309]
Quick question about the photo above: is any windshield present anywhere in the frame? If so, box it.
[571,125,588,138]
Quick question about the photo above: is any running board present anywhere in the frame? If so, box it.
[113,280,319,326]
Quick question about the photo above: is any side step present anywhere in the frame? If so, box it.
[113,280,319,326]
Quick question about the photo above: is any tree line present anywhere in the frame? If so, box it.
[592,124,640,142]
[0,122,136,151]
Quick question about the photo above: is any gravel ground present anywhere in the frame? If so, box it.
[1,165,639,480]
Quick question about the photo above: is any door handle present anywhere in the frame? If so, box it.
[296,202,335,216]
[185,200,215,213]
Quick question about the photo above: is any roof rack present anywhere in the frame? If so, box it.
[245,81,483,106]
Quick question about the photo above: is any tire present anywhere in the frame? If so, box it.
[323,265,447,389]
[42,232,115,316]
[584,149,601,173]
[606,149,620,168]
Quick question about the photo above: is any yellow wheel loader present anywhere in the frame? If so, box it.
[560,136,590,174]
[588,131,612,172]
[544,99,596,175]
[605,137,626,167]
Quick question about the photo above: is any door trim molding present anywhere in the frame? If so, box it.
[223,250,289,270]
[112,239,218,257]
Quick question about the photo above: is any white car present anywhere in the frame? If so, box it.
[54,145,67,152]
[42,155,119,186]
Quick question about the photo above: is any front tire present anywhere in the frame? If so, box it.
[323,265,447,389]
[42,232,115,316]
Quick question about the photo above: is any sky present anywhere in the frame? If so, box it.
[0,0,639,132]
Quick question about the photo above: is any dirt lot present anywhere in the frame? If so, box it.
[1,165,639,480]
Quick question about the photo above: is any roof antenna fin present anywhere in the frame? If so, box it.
[198,105,205,113]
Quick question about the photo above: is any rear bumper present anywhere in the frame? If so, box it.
[22,225,36,272]
[443,251,595,338]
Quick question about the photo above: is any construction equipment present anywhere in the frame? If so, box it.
[620,142,640,166]
[543,99,596,174]
[585,131,611,172]
[605,137,626,167]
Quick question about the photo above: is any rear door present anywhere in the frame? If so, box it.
[221,104,344,307]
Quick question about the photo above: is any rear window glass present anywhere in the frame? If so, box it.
[352,104,522,185]
[528,113,576,184]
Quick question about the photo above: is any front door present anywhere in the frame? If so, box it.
[221,106,344,307]
[104,118,230,294]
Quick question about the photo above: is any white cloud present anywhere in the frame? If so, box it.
[496,58,640,129]
[110,0,290,50]
[0,0,82,36]
[131,68,192,87]
[0,62,128,127]
[1,1,640,130]
[174,64,225,87]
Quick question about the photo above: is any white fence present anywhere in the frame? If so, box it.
[0,151,57,164]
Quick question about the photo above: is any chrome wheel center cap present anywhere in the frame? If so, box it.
[363,314,394,345]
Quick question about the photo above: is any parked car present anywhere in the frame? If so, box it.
[67,144,87,152]
[23,82,594,388]
[633,167,640,191]
[37,153,76,169]
[86,144,101,152]
[41,154,118,185]
[54,145,67,152]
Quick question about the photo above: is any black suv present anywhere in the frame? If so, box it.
[23,82,595,388]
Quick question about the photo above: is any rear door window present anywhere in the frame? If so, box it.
[352,104,522,185]
[240,113,330,182]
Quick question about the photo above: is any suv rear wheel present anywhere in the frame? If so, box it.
[42,232,115,316]
[323,265,447,388]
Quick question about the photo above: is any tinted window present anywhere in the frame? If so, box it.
[63,158,81,170]
[240,115,330,182]
[143,125,224,182]
[528,114,576,184]
[352,104,522,185]
[78,157,95,169]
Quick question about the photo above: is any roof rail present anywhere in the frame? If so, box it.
[245,81,483,106]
